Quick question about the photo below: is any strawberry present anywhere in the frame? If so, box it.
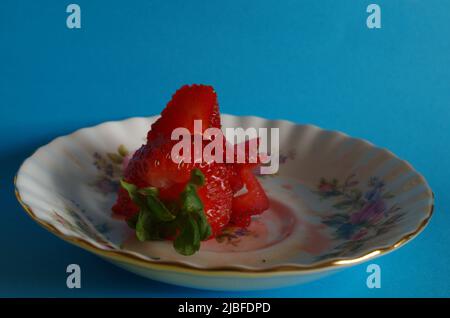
[197,163,233,236]
[230,168,269,226]
[112,84,270,255]
[228,165,244,193]
[147,84,221,146]
[226,138,266,194]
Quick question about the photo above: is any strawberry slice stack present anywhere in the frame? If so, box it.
[112,84,269,255]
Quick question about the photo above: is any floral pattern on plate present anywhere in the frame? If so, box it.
[314,175,402,260]
[90,145,130,195]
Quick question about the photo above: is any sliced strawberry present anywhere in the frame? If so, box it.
[197,163,233,237]
[230,168,269,226]
[228,166,244,193]
[147,84,221,145]
[226,138,265,193]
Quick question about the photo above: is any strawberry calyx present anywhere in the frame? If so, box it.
[121,168,211,256]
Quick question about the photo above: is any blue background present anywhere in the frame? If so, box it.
[0,0,449,297]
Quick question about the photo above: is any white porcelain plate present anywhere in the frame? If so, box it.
[15,115,434,290]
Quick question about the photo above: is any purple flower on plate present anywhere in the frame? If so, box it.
[350,197,386,224]
[350,178,387,225]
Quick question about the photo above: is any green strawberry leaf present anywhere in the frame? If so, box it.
[180,184,203,214]
[173,216,200,256]
[146,195,176,222]
[138,187,159,196]
[135,209,166,241]
[179,169,212,240]
[135,210,153,241]
[120,180,145,207]
[120,179,137,196]
[197,212,212,240]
